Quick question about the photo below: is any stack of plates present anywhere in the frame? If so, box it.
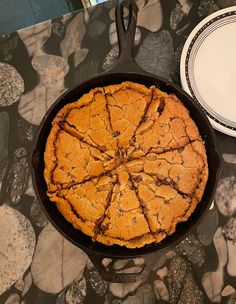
[180,6,236,137]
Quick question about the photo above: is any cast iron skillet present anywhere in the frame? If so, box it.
[31,0,221,283]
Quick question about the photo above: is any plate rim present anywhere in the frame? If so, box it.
[180,5,236,137]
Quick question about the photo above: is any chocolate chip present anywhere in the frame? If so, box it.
[94,225,100,234]
[101,222,110,232]
[155,180,162,186]
[132,175,142,183]
[130,138,135,146]
[141,115,147,122]
[59,121,65,128]
[153,90,159,99]
[113,131,120,137]
[165,177,175,187]
[157,97,165,115]
[100,145,106,151]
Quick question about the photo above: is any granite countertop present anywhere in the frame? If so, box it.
[0,0,236,303]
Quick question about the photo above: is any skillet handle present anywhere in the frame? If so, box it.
[85,251,158,283]
[106,0,144,74]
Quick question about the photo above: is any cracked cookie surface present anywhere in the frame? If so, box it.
[44,82,208,248]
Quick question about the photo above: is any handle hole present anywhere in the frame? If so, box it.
[104,258,146,275]
[120,1,132,33]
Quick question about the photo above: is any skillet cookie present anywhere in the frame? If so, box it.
[44,82,208,248]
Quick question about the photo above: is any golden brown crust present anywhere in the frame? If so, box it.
[104,82,153,149]
[131,172,191,235]
[95,233,156,248]
[61,88,118,157]
[143,141,206,195]
[127,87,200,158]
[44,82,208,248]
[97,170,150,241]
[49,175,116,238]
[45,129,113,191]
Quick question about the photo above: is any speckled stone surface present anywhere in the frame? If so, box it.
[0,0,236,303]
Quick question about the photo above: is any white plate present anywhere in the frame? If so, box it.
[180,6,236,137]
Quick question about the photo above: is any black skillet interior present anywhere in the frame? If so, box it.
[31,0,221,274]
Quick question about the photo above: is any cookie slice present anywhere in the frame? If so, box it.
[44,126,115,192]
[96,169,155,248]
[49,176,115,238]
[131,172,192,235]
[143,140,207,195]
[128,87,200,158]
[60,88,118,157]
[104,82,153,150]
